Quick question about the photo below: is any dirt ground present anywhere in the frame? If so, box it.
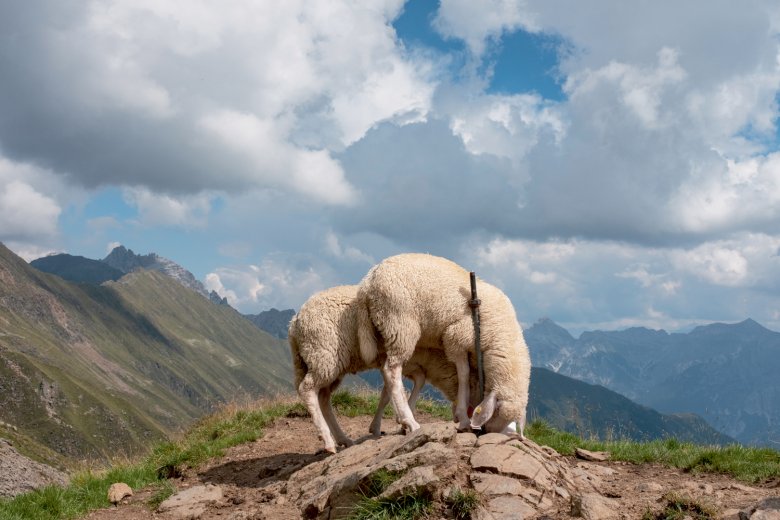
[84,413,780,519]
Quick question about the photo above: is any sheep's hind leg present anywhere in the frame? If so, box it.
[369,384,392,436]
[407,369,426,412]
[298,374,337,454]
[319,380,353,448]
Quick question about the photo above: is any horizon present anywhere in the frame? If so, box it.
[3,1,780,333]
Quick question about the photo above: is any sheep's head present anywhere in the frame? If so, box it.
[470,390,527,437]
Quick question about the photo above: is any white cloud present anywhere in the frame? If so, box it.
[122,187,213,228]
[434,0,538,56]
[324,231,375,265]
[0,179,60,242]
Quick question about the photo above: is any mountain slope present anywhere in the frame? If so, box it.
[244,308,296,339]
[353,366,732,444]
[0,243,292,463]
[30,254,124,284]
[525,318,780,445]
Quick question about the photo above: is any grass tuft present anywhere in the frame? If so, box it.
[526,419,780,483]
[642,492,718,520]
[447,488,482,520]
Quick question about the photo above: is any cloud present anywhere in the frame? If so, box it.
[122,187,213,228]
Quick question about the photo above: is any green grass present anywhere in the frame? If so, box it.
[641,492,718,520]
[331,389,452,421]
[446,488,482,520]
[0,396,302,520]
[527,419,780,483]
[350,468,432,520]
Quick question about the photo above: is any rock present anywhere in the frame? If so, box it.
[470,444,552,487]
[158,484,223,519]
[0,439,69,498]
[636,481,664,493]
[747,497,780,520]
[107,482,133,504]
[485,495,535,519]
[575,448,610,462]
[572,493,620,520]
[476,433,509,446]
[700,483,714,495]
[718,508,742,520]
[379,466,439,500]
[470,472,525,496]
[455,432,478,447]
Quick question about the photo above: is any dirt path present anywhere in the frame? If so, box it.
[85,414,780,519]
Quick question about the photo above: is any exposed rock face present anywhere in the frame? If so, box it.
[279,423,614,519]
[103,246,210,299]
[244,308,296,339]
[0,438,68,498]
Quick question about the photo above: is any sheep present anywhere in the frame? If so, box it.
[356,253,531,437]
[289,284,479,453]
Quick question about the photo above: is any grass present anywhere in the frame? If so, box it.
[0,395,303,520]
[350,468,432,520]
[3,391,780,519]
[446,488,482,520]
[527,419,780,483]
[641,492,718,520]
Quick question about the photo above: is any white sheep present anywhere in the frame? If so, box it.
[357,253,531,436]
[289,284,477,453]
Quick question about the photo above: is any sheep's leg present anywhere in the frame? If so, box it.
[369,384,392,436]
[407,369,426,412]
[452,350,472,431]
[382,358,420,432]
[298,374,337,454]
[319,380,353,448]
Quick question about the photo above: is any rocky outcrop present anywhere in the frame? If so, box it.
[0,438,68,498]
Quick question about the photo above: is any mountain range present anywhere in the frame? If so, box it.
[3,241,762,466]
[0,243,291,465]
[525,317,780,445]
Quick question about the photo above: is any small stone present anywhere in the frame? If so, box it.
[575,448,610,462]
[700,483,714,495]
[636,481,663,493]
[107,482,133,504]
[275,496,286,505]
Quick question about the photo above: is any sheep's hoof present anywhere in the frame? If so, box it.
[316,446,338,455]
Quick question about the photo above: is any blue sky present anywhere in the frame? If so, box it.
[2,0,780,334]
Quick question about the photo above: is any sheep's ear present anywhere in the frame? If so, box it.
[470,391,497,429]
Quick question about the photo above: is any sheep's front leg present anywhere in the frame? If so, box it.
[382,359,420,432]
[452,351,472,431]
[298,374,337,454]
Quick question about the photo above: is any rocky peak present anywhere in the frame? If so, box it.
[102,246,209,298]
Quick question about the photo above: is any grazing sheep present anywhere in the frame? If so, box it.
[357,253,531,436]
[289,285,478,453]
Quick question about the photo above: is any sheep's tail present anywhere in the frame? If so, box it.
[288,316,306,388]
[357,297,379,366]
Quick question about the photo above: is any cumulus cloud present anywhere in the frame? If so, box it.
[122,187,213,228]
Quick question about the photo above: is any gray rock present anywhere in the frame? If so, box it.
[470,472,525,496]
[107,482,133,504]
[455,432,478,447]
[379,466,439,500]
[158,484,223,519]
[471,444,552,487]
[575,448,610,462]
[0,439,68,499]
[486,495,535,519]
[572,493,620,520]
[636,481,664,493]
[476,433,510,446]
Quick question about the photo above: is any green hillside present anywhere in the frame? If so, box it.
[0,243,292,465]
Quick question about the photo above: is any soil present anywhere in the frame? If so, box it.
[84,414,780,519]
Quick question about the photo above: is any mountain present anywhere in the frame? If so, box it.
[103,245,210,298]
[0,243,292,464]
[244,308,296,339]
[525,318,780,445]
[30,254,124,285]
[352,366,732,445]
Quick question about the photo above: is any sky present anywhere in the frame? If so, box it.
[2,0,780,334]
